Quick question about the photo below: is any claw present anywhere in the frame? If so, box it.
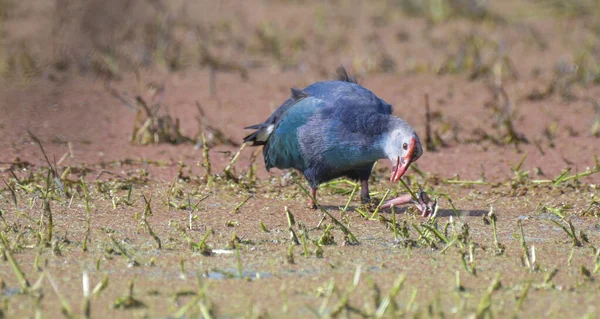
[415,190,437,218]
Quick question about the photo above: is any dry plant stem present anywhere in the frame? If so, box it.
[342,183,359,212]
[81,178,91,252]
[231,195,252,214]
[0,232,30,290]
[47,272,75,319]
[494,86,528,145]
[375,274,406,318]
[329,266,362,317]
[201,132,213,186]
[445,179,489,185]
[391,206,399,241]
[224,143,247,179]
[370,189,391,219]
[108,235,136,266]
[399,178,418,201]
[589,98,600,136]
[172,295,202,318]
[476,275,501,318]
[489,206,504,254]
[532,165,600,186]
[516,280,531,311]
[28,131,58,177]
[42,169,54,245]
[285,206,300,245]
[593,250,600,274]
[82,271,91,319]
[301,227,309,257]
[247,148,261,182]
[518,220,534,271]
[3,178,18,207]
[550,218,582,247]
[141,195,161,249]
[235,246,243,278]
[92,276,109,297]
[421,224,448,244]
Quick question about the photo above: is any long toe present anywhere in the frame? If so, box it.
[381,194,414,209]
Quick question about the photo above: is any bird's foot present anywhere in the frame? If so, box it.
[307,199,317,209]
[360,194,371,204]
[412,190,437,218]
[381,190,437,217]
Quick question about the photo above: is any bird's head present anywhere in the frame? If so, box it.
[383,120,423,183]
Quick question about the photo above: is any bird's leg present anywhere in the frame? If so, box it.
[308,187,318,209]
[360,180,370,203]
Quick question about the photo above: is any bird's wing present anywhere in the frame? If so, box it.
[243,88,309,145]
[334,102,392,136]
[321,86,393,137]
[296,101,391,171]
[263,96,326,171]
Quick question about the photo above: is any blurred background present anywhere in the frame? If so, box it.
[0,0,599,179]
[1,0,598,79]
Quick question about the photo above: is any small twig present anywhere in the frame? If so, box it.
[398,179,418,202]
[370,189,390,219]
[231,195,252,214]
[47,272,75,318]
[518,220,535,272]
[141,194,161,249]
[285,206,300,245]
[342,183,359,212]
[224,143,247,180]
[0,232,30,290]
[27,131,58,177]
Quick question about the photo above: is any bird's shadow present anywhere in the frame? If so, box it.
[327,206,487,218]
[433,209,488,217]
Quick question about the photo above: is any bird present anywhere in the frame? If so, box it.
[244,67,426,213]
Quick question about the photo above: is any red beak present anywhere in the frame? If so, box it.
[390,138,417,183]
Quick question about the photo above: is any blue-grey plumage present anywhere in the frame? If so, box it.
[244,67,423,208]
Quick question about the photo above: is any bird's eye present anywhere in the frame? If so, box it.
[402,143,408,150]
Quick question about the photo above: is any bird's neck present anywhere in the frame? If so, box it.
[323,138,387,170]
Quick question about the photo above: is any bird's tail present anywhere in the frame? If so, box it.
[243,124,275,146]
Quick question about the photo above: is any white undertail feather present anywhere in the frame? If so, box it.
[255,124,275,142]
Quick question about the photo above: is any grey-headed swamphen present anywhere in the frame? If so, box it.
[244,67,432,215]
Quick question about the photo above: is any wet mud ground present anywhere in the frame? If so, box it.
[1,0,600,318]
[0,169,599,318]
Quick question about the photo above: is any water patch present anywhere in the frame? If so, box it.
[204,268,272,280]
